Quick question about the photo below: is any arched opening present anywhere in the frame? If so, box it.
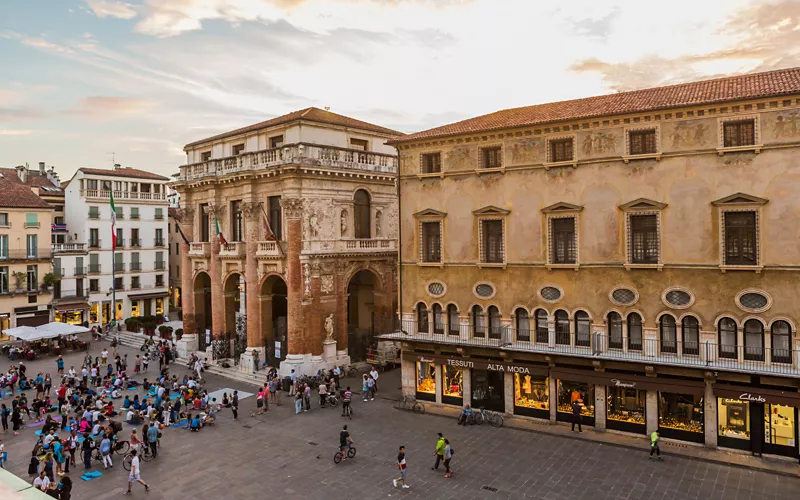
[471,305,484,338]
[771,320,792,364]
[260,275,287,364]
[488,306,501,339]
[354,189,371,239]
[718,317,737,359]
[555,310,569,345]
[607,312,622,349]
[681,316,699,355]
[347,269,377,362]
[515,308,530,342]
[193,272,211,338]
[223,273,245,337]
[575,311,590,347]
[432,304,444,334]
[660,315,677,353]
[534,309,548,343]
[627,313,643,351]
[447,304,459,336]
[416,302,429,334]
[744,319,764,361]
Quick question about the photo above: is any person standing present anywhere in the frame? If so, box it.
[318,381,328,408]
[333,366,341,387]
[649,430,662,460]
[101,349,108,366]
[289,370,296,396]
[303,383,311,412]
[0,439,6,469]
[571,399,583,433]
[366,375,375,401]
[1,404,9,434]
[126,449,150,494]
[362,375,370,402]
[369,367,379,394]
[294,389,303,415]
[56,356,65,377]
[99,434,113,469]
[81,433,93,472]
[443,439,454,478]
[256,388,265,415]
[146,423,159,458]
[432,433,445,471]
[392,445,409,489]
[194,357,203,382]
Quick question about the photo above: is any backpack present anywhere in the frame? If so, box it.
[449,446,455,456]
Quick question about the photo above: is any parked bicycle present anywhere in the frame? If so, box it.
[393,395,424,414]
[342,365,359,378]
[325,393,339,408]
[122,445,155,471]
[113,439,130,456]
[333,445,356,464]
[473,406,504,428]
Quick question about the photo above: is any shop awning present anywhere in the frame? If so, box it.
[126,291,169,300]
[549,367,706,395]
[54,300,90,310]
[714,384,800,407]
[2,322,90,341]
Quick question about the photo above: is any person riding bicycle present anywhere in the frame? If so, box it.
[339,425,353,460]
[341,387,352,417]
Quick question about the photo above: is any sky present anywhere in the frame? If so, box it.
[1,0,799,179]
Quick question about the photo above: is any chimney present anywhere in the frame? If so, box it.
[114,163,121,170]
[15,165,27,183]
[39,162,45,174]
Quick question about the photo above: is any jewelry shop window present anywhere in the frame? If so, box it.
[442,365,463,405]
[658,392,704,443]
[718,398,750,449]
[607,387,646,434]
[557,380,595,425]
[514,374,549,419]
[415,361,436,402]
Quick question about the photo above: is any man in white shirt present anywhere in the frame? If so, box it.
[101,349,109,365]
[194,358,203,381]
[33,471,50,491]
[127,449,150,494]
[370,367,380,394]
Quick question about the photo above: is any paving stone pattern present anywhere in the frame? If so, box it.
[2,343,800,499]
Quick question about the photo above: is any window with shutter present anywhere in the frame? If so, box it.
[481,147,502,169]
[482,220,503,263]
[421,153,442,173]
[551,217,576,264]
[421,222,441,263]
[723,119,755,147]
[724,211,756,265]
[550,138,573,162]
[629,129,657,155]
[629,214,659,264]
[354,190,371,239]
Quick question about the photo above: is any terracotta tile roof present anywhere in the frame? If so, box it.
[184,107,404,148]
[79,167,170,181]
[391,66,800,144]
[25,171,64,197]
[0,169,54,209]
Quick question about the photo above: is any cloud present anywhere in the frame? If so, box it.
[569,7,620,42]
[21,38,76,55]
[66,97,155,118]
[83,0,138,19]
[0,130,39,136]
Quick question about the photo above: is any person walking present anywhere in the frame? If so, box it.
[0,439,6,469]
[56,356,65,377]
[231,391,239,420]
[571,399,583,432]
[369,367,379,394]
[362,375,370,402]
[649,430,662,460]
[289,369,297,396]
[1,404,9,434]
[443,439,454,478]
[366,375,375,401]
[126,449,150,494]
[303,383,311,412]
[99,434,113,469]
[432,433,445,471]
[194,357,203,381]
[392,445,409,489]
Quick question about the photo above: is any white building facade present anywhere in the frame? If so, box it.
[64,167,170,326]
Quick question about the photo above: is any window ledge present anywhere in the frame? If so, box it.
[475,167,505,175]
[720,265,763,273]
[546,263,580,271]
[417,262,444,268]
[417,172,444,179]
[623,153,662,163]
[543,160,577,171]
[716,145,761,155]
[624,263,663,271]
[477,263,506,269]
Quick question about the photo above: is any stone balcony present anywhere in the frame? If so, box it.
[81,189,167,202]
[302,238,397,255]
[219,242,246,259]
[53,243,87,253]
[178,143,398,182]
[256,241,286,259]
[189,242,210,258]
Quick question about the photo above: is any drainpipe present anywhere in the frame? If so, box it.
[395,144,403,333]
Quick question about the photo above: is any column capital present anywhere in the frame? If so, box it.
[175,207,195,222]
[280,198,304,219]
[205,203,226,217]
[241,201,263,222]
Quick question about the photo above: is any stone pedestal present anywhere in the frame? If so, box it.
[336,349,351,367]
[323,340,337,363]
[176,334,198,358]
[239,347,266,375]
[279,351,352,376]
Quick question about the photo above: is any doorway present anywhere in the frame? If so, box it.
[346,270,376,362]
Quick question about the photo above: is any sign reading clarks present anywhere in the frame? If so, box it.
[412,353,548,376]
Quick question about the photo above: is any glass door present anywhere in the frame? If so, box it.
[763,404,797,457]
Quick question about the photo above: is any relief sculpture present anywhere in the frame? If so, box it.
[670,121,709,149]
[582,132,617,155]
[772,111,800,139]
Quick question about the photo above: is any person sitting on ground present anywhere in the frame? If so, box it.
[122,395,132,409]
[110,388,122,400]
[41,415,57,435]
[129,410,143,425]
[458,404,473,426]
[192,396,201,411]
[202,408,216,426]
[221,393,229,408]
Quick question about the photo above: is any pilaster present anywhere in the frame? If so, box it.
[594,384,606,431]
[178,208,195,334]
[282,198,304,354]
[243,201,263,348]
[646,390,658,435]
[208,204,225,339]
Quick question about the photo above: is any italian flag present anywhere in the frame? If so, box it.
[215,211,227,245]
[110,191,117,250]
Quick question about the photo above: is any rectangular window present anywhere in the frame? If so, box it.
[269,135,284,149]
[155,228,164,246]
[723,119,755,147]
[131,252,140,271]
[350,138,369,151]
[415,361,436,400]
[0,213,7,226]
[231,200,243,241]
[0,266,7,294]
[175,243,179,256]
[88,206,99,219]
[154,208,163,220]
[724,211,757,265]
[481,146,502,169]
[481,219,504,263]
[114,206,123,219]
[200,204,210,242]
[421,222,441,263]
[550,138,574,162]
[0,235,7,258]
[89,253,100,273]
[131,276,141,289]
[268,196,282,240]
[156,274,164,287]
[442,366,463,401]
[201,151,212,162]
[131,228,140,247]
[629,129,657,155]
[114,277,124,290]
[717,398,750,442]
[27,265,37,291]
[114,253,124,273]
[26,234,38,258]
[89,279,99,292]
[421,153,441,174]
[25,213,38,228]
[89,228,100,248]
[116,228,123,247]
[155,251,165,270]
[87,179,98,190]
[75,256,84,276]
[514,374,549,415]
[629,214,659,264]
[551,217,576,264]
[130,207,139,219]
[53,258,62,277]
[232,143,245,155]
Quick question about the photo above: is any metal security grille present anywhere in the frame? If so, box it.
[612,288,636,305]
[475,283,494,298]
[428,282,444,296]
[723,119,755,147]
[739,292,768,310]
[551,217,576,264]
[629,129,657,155]
[550,138,573,162]
[540,286,562,301]
[630,214,658,264]
[665,290,691,307]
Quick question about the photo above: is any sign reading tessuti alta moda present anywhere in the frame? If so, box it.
[411,353,549,375]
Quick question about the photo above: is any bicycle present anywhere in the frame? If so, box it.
[333,445,356,464]
[342,365,359,378]
[122,445,155,471]
[341,401,353,419]
[473,406,504,428]
[325,393,339,408]
[113,439,130,456]
[393,395,424,414]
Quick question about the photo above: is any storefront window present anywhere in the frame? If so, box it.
[0,313,9,340]
[131,301,140,318]
[659,392,704,435]
[514,374,549,414]
[64,311,83,325]
[557,380,594,417]
[156,298,164,315]
[471,370,505,412]
[90,304,99,324]
[718,398,750,441]
[102,303,110,324]
[415,361,436,401]
[765,404,795,447]
[115,300,123,321]
[608,387,646,427]
[443,366,463,402]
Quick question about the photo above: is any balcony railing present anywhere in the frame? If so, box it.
[114,262,125,273]
[88,210,100,219]
[131,281,141,290]
[130,212,140,220]
[74,266,87,277]
[0,249,52,260]
[53,243,86,253]
[179,142,398,182]
[130,238,141,247]
[256,241,285,258]
[81,189,167,202]
[385,321,800,378]
[24,222,40,229]
[154,239,165,247]
[189,242,210,258]
[54,288,88,300]
[155,280,165,288]
[303,238,397,254]
[116,238,126,248]
[155,261,166,271]
[130,262,142,271]
[89,240,102,249]
[219,242,245,258]
[88,264,102,274]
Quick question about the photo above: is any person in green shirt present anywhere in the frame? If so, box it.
[432,433,445,471]
[649,430,662,460]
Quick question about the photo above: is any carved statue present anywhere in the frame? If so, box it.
[303,262,311,294]
[340,210,348,236]
[375,211,382,237]
[325,313,335,341]
[309,213,318,238]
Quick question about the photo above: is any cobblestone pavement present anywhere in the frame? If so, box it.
[2,342,800,499]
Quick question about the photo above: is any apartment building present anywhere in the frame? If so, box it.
[385,67,800,457]
[63,166,171,326]
[168,207,182,312]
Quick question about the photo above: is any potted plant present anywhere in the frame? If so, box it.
[125,317,141,333]
[175,328,183,340]
[41,272,57,292]
[158,325,173,339]
[12,271,26,293]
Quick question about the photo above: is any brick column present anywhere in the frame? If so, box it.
[209,205,225,339]
[282,198,304,355]
[307,264,323,356]
[179,208,195,334]
[243,202,262,348]
[335,261,349,352]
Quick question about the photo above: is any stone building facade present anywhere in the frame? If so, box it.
[385,67,800,457]
[174,107,400,374]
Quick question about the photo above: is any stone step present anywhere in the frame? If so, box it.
[175,356,268,387]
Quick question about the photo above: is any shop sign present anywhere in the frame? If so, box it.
[609,379,637,389]
[737,393,767,403]
[410,353,547,375]
[715,384,800,407]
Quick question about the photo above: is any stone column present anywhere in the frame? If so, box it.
[462,368,471,407]
[243,202,263,350]
[504,371,514,415]
[594,384,607,431]
[435,365,443,404]
[307,263,323,356]
[704,380,717,448]
[401,356,415,398]
[549,376,557,422]
[335,260,349,352]
[178,208,195,334]
[282,198,304,355]
[208,204,225,339]
[646,390,658,435]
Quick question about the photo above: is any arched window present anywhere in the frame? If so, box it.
[416,303,428,334]
[515,309,530,342]
[354,189,371,239]
[575,311,591,347]
[681,316,699,355]
[555,310,570,345]
[447,304,459,336]
[772,320,792,364]
[718,318,737,359]
[628,313,643,351]
[608,312,622,349]
[744,319,764,361]
[660,315,677,353]
[432,304,444,335]
[535,309,548,343]
[488,306,501,340]
[472,305,485,338]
